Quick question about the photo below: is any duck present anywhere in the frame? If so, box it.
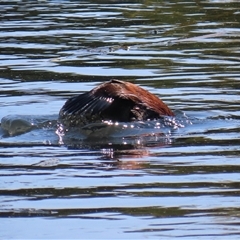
[59,79,174,127]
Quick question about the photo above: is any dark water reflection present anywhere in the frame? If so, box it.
[1,0,240,239]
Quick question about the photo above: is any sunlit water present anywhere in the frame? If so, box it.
[1,0,240,239]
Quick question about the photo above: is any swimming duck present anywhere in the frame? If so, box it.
[59,79,174,127]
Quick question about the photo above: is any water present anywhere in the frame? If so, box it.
[1,0,240,239]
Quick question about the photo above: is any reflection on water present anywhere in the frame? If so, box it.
[1,0,240,239]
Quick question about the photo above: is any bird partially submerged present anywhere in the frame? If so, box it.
[59,79,174,127]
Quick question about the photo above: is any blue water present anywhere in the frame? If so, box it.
[1,0,240,239]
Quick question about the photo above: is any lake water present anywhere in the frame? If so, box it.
[1,0,240,239]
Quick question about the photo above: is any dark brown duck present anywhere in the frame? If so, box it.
[59,79,174,127]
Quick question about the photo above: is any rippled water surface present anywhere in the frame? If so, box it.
[1,0,240,239]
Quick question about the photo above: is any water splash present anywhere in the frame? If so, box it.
[1,114,58,136]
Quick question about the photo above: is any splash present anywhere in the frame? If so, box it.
[1,114,57,136]
[55,111,190,148]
